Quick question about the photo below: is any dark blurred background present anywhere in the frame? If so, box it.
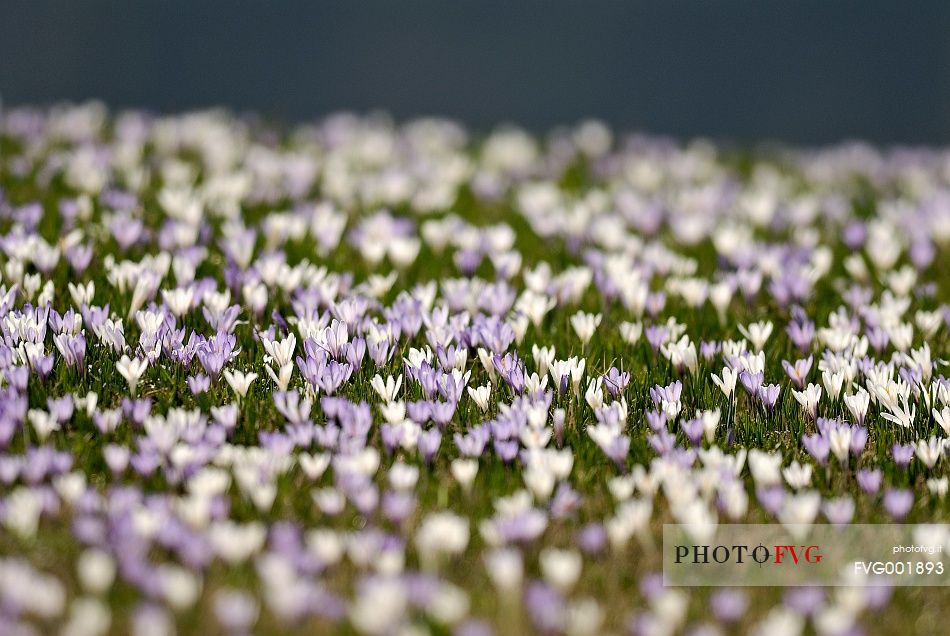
[2,0,950,144]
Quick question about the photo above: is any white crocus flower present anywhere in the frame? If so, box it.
[748,450,782,487]
[792,383,822,420]
[782,461,812,490]
[778,491,822,539]
[477,347,498,382]
[261,332,297,369]
[821,370,845,402]
[484,548,523,592]
[661,335,698,375]
[161,286,194,317]
[208,521,267,564]
[711,366,738,400]
[828,426,852,464]
[699,409,721,443]
[570,311,602,346]
[516,290,556,327]
[524,466,556,501]
[915,309,943,339]
[28,409,60,442]
[927,477,949,498]
[370,374,403,402]
[608,475,635,501]
[844,388,870,426]
[881,393,916,428]
[738,320,773,352]
[451,458,479,492]
[887,322,914,353]
[264,363,293,391]
[524,372,548,394]
[223,370,258,399]
[4,487,43,539]
[619,321,643,345]
[605,498,653,549]
[349,577,408,635]
[77,549,116,594]
[415,512,469,569]
[539,548,582,592]
[709,281,733,323]
[298,453,331,480]
[531,344,556,377]
[116,355,148,397]
[68,281,95,306]
[157,564,201,610]
[915,437,944,469]
[388,462,419,491]
[751,608,804,636]
[467,384,492,411]
[932,406,950,436]
[584,378,604,410]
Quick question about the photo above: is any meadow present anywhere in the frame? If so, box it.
[0,104,948,635]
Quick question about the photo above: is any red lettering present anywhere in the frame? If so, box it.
[774,545,801,564]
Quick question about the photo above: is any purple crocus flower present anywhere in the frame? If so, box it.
[823,496,855,526]
[758,384,781,414]
[699,340,719,361]
[317,360,353,395]
[455,425,490,457]
[53,332,86,368]
[782,356,812,389]
[856,468,882,495]
[417,428,441,464]
[33,354,55,381]
[710,589,748,622]
[786,318,815,352]
[577,523,607,555]
[648,428,676,455]
[739,371,764,396]
[121,398,152,426]
[605,436,631,466]
[649,381,682,406]
[638,572,665,600]
[47,396,74,422]
[892,443,914,468]
[756,486,786,516]
[802,433,830,465]
[382,491,416,523]
[783,586,825,616]
[883,489,913,519]
[850,426,868,456]
[680,417,705,446]
[644,325,669,352]
[492,352,526,394]
[866,327,889,352]
[842,221,866,248]
[552,409,566,446]
[186,374,210,394]
[130,450,159,476]
[645,291,666,317]
[645,410,667,432]
[406,400,432,424]
[525,582,565,633]
[549,483,581,519]
[5,366,29,392]
[864,584,893,610]
[66,243,93,272]
[602,366,631,397]
[493,439,519,463]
